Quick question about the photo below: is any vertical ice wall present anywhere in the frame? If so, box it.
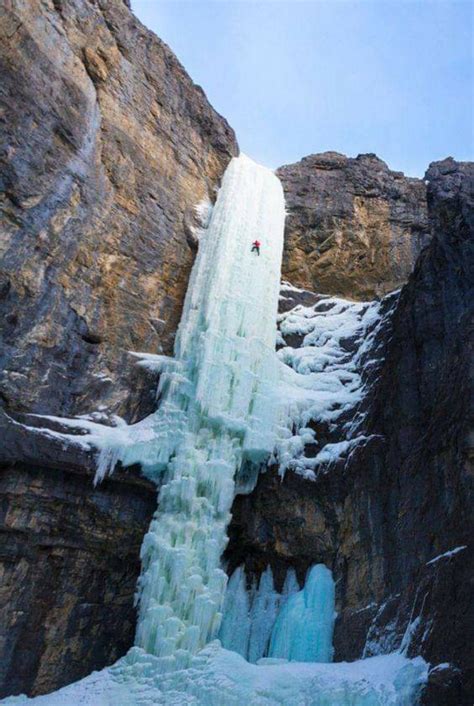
[269,564,336,662]
[219,565,300,662]
[133,155,285,665]
[219,564,335,664]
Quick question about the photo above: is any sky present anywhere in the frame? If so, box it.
[132,0,473,177]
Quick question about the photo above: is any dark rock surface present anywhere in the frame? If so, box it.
[0,0,237,423]
[0,462,156,698]
[278,152,430,299]
[228,158,474,704]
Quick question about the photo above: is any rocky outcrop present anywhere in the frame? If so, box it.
[0,0,237,424]
[278,152,430,299]
[0,462,156,698]
[228,158,474,704]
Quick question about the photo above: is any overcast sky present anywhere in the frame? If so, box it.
[132,0,473,177]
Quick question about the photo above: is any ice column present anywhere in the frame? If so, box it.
[219,565,300,662]
[269,564,336,662]
[134,155,285,665]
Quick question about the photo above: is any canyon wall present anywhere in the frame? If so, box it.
[228,158,474,705]
[0,0,237,423]
[0,463,155,697]
[0,0,235,697]
[0,0,472,702]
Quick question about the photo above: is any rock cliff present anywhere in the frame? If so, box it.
[0,0,235,697]
[0,0,237,423]
[278,152,430,299]
[0,0,472,703]
[0,462,155,697]
[228,158,474,705]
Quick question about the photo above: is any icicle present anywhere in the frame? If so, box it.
[219,567,252,656]
[218,565,300,663]
[269,564,336,663]
[247,567,281,663]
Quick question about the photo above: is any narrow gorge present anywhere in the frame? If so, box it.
[0,1,472,705]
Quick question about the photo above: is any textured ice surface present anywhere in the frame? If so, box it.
[2,644,428,706]
[219,565,299,662]
[220,564,335,665]
[269,565,335,663]
[129,155,285,663]
[219,564,336,665]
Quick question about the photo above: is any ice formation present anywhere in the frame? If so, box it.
[219,564,335,665]
[2,644,429,706]
[269,564,336,663]
[124,154,285,663]
[1,156,430,705]
[273,291,391,479]
[219,565,299,662]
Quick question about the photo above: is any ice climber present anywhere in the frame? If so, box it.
[251,239,261,255]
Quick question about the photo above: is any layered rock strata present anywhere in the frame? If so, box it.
[0,462,156,698]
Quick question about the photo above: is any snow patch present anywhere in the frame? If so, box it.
[273,294,388,478]
[426,545,467,565]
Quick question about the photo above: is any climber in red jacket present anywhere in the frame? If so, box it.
[251,239,261,256]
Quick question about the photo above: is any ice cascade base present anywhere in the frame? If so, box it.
[2,645,428,706]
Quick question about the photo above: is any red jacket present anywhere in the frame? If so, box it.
[253,240,261,247]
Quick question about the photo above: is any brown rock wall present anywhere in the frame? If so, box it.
[0,0,237,421]
[278,152,430,299]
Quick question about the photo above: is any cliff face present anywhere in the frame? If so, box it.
[0,0,235,697]
[0,463,155,697]
[228,158,474,705]
[0,1,471,702]
[278,152,430,299]
[0,0,237,423]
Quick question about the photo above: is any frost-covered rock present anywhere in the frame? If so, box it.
[273,289,395,478]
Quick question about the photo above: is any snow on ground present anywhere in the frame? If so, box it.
[1,643,428,706]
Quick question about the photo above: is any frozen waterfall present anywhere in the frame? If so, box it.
[131,154,285,663]
[2,155,430,706]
